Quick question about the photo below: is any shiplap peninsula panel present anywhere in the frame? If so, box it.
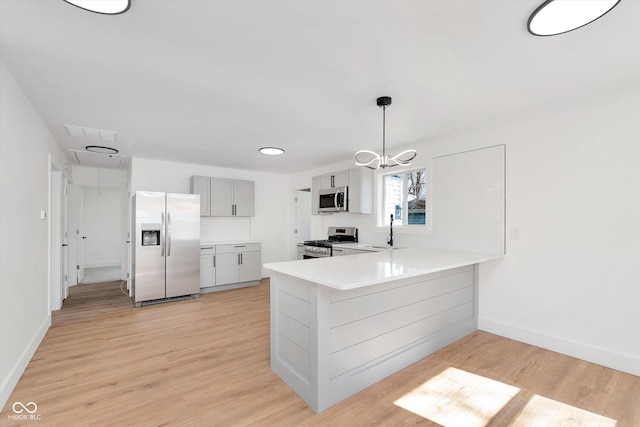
[269,265,478,413]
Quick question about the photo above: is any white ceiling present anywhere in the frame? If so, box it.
[1,0,638,174]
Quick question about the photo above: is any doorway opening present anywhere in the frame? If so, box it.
[76,185,127,284]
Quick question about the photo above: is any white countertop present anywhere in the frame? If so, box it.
[332,242,391,251]
[263,248,503,290]
[200,240,260,247]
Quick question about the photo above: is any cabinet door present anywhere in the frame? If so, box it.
[347,167,373,214]
[216,253,239,286]
[332,248,345,256]
[190,176,211,216]
[210,178,234,216]
[239,251,261,282]
[200,254,215,287]
[233,180,255,217]
[333,170,349,188]
[319,174,332,189]
[311,176,322,214]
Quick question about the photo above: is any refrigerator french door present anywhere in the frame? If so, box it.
[132,191,200,306]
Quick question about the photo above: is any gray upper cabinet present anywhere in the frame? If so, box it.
[190,176,255,217]
[190,176,211,216]
[347,167,373,214]
[311,167,373,215]
[231,179,255,217]
[317,170,348,189]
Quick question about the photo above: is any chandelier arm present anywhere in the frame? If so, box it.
[355,150,381,169]
[390,149,418,166]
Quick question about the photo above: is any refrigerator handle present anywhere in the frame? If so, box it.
[167,212,172,257]
[160,212,165,256]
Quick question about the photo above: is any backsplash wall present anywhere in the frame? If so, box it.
[200,217,251,242]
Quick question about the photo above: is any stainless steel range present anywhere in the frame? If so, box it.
[302,227,358,259]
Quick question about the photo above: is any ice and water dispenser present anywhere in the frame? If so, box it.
[141,223,161,246]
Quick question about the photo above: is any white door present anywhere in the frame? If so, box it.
[76,186,85,284]
[62,176,69,299]
[295,190,311,243]
[50,167,63,310]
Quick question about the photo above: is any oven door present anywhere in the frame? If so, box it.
[302,246,331,258]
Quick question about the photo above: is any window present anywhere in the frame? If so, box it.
[382,169,427,226]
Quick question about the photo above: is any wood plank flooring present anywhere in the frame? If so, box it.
[2,279,638,426]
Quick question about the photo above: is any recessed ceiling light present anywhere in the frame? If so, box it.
[63,0,131,15]
[259,147,285,156]
[528,0,621,36]
[85,145,119,154]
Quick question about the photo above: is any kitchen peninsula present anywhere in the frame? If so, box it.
[264,248,502,412]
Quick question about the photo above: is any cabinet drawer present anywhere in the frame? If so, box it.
[200,246,216,255]
[216,243,261,254]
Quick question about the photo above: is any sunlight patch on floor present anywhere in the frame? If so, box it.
[393,367,520,427]
[509,394,617,427]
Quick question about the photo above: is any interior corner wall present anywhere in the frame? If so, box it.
[417,87,640,375]
[0,60,70,410]
[129,157,291,273]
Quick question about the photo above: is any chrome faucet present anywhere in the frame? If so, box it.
[387,214,394,247]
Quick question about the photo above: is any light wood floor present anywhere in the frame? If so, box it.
[2,279,637,426]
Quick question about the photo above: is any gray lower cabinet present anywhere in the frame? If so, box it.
[215,243,262,286]
[200,243,261,291]
[200,246,216,287]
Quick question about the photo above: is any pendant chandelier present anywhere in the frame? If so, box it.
[354,96,417,170]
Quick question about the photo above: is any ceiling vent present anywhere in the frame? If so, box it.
[69,149,126,169]
[63,124,117,142]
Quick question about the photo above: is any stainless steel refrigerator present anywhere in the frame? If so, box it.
[132,191,200,307]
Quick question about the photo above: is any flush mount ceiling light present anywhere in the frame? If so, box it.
[63,0,131,15]
[354,96,417,170]
[259,147,285,156]
[528,0,621,36]
[85,145,119,154]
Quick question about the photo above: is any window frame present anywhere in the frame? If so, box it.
[375,165,432,235]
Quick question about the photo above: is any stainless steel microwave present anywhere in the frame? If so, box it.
[318,186,348,212]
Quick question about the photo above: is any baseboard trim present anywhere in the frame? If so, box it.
[478,317,640,377]
[0,314,51,411]
[84,262,120,269]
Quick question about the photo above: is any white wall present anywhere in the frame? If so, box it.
[130,158,290,273]
[289,86,640,375]
[288,146,505,256]
[0,60,70,410]
[82,187,123,268]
